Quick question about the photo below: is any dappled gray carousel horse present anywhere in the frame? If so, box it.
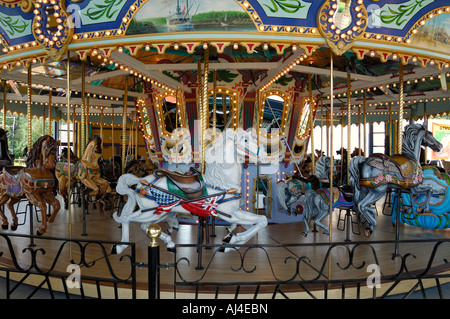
[302,124,442,237]
[277,155,334,215]
[349,124,442,236]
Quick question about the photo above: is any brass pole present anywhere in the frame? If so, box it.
[201,48,209,174]
[112,106,115,169]
[66,52,72,259]
[100,106,104,148]
[388,102,394,156]
[3,81,6,130]
[358,104,361,156]
[346,74,351,183]
[320,95,323,155]
[86,95,90,140]
[73,106,76,156]
[81,61,86,155]
[197,58,203,169]
[363,94,367,156]
[42,106,45,136]
[328,53,334,280]
[424,104,427,163]
[213,70,217,139]
[122,76,128,174]
[308,74,315,174]
[27,63,32,152]
[48,87,52,136]
[398,62,404,154]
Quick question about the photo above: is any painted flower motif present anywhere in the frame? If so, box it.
[385,174,392,182]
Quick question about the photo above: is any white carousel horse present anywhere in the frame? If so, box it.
[112,129,268,254]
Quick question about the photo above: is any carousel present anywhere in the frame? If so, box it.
[0,0,448,299]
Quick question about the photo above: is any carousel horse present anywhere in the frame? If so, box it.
[277,155,335,215]
[302,184,354,236]
[56,136,112,209]
[124,156,154,177]
[112,128,269,254]
[349,124,442,236]
[0,135,61,235]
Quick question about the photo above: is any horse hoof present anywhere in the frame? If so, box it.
[1,225,8,230]
[111,245,118,254]
[36,230,44,236]
[364,228,372,237]
[10,225,17,231]
[222,233,233,244]
[167,247,176,253]
[302,232,308,237]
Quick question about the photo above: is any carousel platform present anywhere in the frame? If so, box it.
[0,197,449,299]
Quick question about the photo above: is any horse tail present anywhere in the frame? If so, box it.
[114,174,141,222]
[277,181,289,211]
[349,156,365,203]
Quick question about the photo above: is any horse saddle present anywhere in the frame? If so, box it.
[2,166,23,186]
[339,185,353,202]
[154,168,204,199]
[369,153,419,179]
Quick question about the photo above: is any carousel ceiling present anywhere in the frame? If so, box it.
[0,0,446,126]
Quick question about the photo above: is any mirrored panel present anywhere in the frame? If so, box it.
[258,91,289,138]
[207,89,238,131]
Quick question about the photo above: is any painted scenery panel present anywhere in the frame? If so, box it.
[409,14,450,55]
[127,0,256,35]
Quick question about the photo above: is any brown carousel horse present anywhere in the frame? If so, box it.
[0,135,61,235]
[55,136,112,209]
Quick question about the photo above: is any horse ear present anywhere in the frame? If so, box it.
[56,140,61,146]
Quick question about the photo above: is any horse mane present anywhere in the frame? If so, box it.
[26,135,57,168]
[315,156,329,179]
[402,124,424,159]
[203,130,241,190]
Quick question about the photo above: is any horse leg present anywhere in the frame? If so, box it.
[357,188,385,236]
[42,191,61,224]
[410,184,434,212]
[6,197,21,231]
[80,177,99,196]
[26,193,48,236]
[313,200,330,235]
[217,209,268,251]
[58,175,69,209]
[165,215,179,235]
[0,196,11,229]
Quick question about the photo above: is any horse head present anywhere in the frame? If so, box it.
[83,136,103,166]
[422,126,443,153]
[403,124,443,160]
[26,135,60,170]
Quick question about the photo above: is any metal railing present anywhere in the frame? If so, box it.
[0,227,450,299]
[162,237,450,299]
[0,233,136,299]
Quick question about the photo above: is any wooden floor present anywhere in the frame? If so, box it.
[0,196,450,298]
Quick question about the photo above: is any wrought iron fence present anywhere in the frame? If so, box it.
[0,232,450,299]
[167,239,450,299]
[0,233,136,299]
